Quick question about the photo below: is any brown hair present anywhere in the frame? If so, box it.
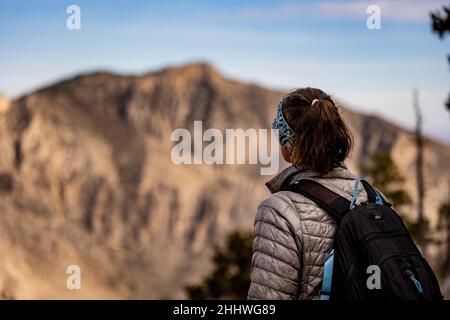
[282,87,353,174]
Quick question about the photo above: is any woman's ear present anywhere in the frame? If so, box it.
[281,146,291,163]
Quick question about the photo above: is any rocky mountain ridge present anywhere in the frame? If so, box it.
[0,63,449,298]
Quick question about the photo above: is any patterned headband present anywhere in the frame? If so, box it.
[272,101,295,149]
[272,96,339,148]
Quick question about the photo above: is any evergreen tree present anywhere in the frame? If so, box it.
[431,4,450,112]
[360,152,429,242]
[438,202,450,277]
[186,230,252,299]
[360,152,411,208]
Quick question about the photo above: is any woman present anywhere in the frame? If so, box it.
[247,87,370,300]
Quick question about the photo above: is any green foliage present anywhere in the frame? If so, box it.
[430,5,450,112]
[402,215,430,243]
[446,92,450,113]
[439,202,450,222]
[431,5,450,39]
[438,202,450,277]
[360,152,411,208]
[360,152,430,242]
[185,230,253,300]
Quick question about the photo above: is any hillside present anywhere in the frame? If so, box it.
[0,63,449,299]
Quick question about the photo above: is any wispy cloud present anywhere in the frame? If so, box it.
[234,0,449,22]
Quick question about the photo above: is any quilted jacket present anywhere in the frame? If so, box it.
[247,164,370,300]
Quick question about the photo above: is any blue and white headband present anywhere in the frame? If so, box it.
[272,101,295,149]
[272,98,335,148]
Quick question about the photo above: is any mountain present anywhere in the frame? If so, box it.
[0,63,449,299]
[0,95,9,113]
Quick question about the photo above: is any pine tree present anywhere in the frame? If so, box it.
[185,230,253,299]
[360,152,429,242]
[360,152,411,208]
[438,202,450,277]
[431,4,450,112]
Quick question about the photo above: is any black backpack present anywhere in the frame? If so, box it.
[283,179,443,300]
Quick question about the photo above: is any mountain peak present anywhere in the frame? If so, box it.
[147,61,221,79]
[1,62,450,299]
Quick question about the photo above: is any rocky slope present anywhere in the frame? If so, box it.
[0,95,10,113]
[0,63,449,299]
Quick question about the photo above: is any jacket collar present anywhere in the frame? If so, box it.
[265,163,355,194]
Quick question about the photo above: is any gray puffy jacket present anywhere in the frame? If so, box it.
[247,164,370,300]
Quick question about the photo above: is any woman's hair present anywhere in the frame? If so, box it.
[281,87,353,174]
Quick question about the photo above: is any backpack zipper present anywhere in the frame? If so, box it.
[406,270,424,294]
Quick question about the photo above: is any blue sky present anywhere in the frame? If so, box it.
[1,0,449,143]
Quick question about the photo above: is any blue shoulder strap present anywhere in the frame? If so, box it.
[349,179,360,209]
[320,249,335,300]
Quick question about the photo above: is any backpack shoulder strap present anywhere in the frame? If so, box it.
[282,179,351,222]
[360,179,392,207]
